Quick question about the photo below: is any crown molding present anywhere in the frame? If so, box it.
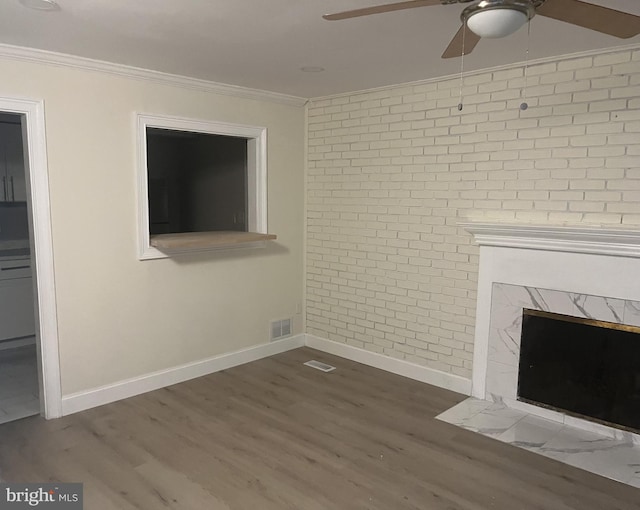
[460,222,640,258]
[0,43,307,107]
[312,42,640,102]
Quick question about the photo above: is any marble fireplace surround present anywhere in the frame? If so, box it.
[486,282,640,434]
[462,222,640,439]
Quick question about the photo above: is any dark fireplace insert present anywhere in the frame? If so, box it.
[518,309,640,433]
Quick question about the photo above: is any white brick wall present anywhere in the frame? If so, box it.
[306,47,640,379]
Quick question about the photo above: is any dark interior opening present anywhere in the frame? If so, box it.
[146,128,248,235]
[518,309,640,433]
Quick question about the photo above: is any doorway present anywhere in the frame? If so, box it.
[0,97,61,420]
[0,112,39,423]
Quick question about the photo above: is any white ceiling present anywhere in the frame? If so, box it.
[0,0,639,98]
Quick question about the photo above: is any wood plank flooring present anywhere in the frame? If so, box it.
[0,347,638,509]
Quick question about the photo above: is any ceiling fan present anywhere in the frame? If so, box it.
[323,0,640,59]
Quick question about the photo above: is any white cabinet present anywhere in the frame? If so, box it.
[0,122,27,203]
[0,258,35,341]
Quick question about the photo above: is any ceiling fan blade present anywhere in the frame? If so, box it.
[536,0,640,39]
[323,0,442,21]
[441,25,481,59]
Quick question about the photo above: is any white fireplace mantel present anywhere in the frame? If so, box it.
[463,222,640,401]
[460,222,640,258]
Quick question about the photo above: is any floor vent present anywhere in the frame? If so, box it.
[271,318,292,341]
[304,360,336,372]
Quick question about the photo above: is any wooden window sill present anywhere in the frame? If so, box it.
[150,231,277,253]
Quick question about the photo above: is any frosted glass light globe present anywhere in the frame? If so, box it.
[466,8,529,38]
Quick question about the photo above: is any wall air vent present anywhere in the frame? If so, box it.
[270,318,292,341]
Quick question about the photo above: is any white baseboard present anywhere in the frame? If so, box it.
[61,334,305,416]
[61,332,471,416]
[305,334,472,396]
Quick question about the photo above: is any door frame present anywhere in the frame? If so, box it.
[0,96,62,418]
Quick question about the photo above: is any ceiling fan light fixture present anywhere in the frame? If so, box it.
[462,0,535,39]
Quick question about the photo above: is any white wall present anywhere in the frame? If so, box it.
[0,55,305,395]
[306,47,640,380]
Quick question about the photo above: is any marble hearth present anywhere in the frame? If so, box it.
[436,397,640,488]
[437,223,640,487]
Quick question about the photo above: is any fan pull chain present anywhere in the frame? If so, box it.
[458,22,466,112]
[520,18,532,111]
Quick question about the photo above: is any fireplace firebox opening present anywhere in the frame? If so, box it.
[517,309,640,433]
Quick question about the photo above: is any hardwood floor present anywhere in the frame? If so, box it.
[0,347,638,509]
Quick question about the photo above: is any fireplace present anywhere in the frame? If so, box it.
[518,309,640,433]
[462,222,640,440]
[438,223,640,486]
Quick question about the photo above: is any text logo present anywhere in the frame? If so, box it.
[0,484,82,509]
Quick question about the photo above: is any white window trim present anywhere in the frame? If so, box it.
[135,113,268,260]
